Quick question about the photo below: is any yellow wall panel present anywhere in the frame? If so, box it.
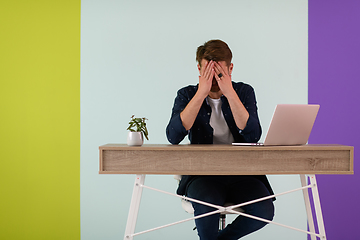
[0,1,80,239]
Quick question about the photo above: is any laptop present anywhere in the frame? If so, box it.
[232,104,320,146]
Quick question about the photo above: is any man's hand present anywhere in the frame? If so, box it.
[197,60,215,98]
[213,61,235,97]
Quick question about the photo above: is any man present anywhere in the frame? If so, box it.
[166,40,275,240]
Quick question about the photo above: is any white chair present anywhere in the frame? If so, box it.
[174,175,244,230]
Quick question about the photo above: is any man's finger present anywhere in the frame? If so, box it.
[213,62,226,77]
[203,61,214,80]
[214,71,221,81]
[200,61,208,76]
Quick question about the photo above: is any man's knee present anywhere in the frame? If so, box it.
[259,200,275,221]
[245,199,274,222]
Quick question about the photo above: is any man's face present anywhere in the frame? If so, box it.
[198,59,231,93]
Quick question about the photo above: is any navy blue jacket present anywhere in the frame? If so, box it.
[166,82,274,198]
[166,82,261,144]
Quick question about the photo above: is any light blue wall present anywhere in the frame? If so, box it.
[81,1,308,239]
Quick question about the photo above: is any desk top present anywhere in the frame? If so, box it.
[99,144,354,175]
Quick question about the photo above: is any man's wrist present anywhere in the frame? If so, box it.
[195,88,209,100]
[223,88,237,100]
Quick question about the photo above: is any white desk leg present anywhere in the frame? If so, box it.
[124,174,145,240]
[309,175,327,240]
[300,174,316,240]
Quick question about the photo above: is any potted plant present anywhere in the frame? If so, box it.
[126,115,149,146]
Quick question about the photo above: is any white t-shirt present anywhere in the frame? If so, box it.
[207,97,234,144]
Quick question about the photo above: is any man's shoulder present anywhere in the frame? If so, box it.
[177,84,198,95]
[231,81,254,92]
[178,84,198,91]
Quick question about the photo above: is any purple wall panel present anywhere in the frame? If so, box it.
[308,0,360,239]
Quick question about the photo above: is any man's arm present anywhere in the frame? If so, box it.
[166,89,190,144]
[224,91,249,130]
[179,92,205,131]
[213,62,249,130]
[180,60,215,130]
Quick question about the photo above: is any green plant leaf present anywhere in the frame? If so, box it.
[127,115,149,140]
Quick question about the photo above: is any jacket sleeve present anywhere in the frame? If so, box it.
[166,88,190,144]
[239,85,262,143]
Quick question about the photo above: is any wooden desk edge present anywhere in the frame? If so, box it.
[99,170,354,175]
[99,144,354,175]
[99,143,353,150]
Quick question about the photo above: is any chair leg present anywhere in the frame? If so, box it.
[219,214,226,230]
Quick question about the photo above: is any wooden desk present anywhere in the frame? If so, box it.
[99,144,353,175]
[99,144,354,240]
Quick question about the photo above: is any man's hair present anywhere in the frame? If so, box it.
[196,39,232,67]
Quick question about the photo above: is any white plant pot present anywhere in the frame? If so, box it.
[127,132,144,146]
